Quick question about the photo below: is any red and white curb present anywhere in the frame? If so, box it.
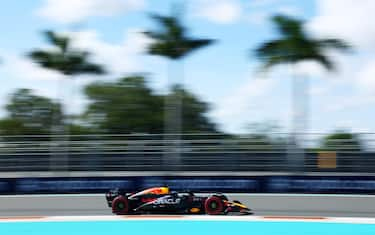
[1,215,375,224]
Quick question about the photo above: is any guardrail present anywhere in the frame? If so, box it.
[0,133,374,173]
[2,175,375,194]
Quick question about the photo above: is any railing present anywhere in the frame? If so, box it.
[0,133,374,174]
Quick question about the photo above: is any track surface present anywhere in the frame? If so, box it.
[1,194,375,217]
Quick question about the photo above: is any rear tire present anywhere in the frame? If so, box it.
[112,196,129,215]
[204,196,224,215]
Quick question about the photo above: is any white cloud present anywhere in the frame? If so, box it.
[276,5,302,17]
[36,0,145,24]
[4,29,150,82]
[246,5,302,26]
[244,0,303,26]
[294,61,327,77]
[309,0,375,50]
[248,0,279,8]
[325,98,361,112]
[316,57,375,113]
[2,52,65,82]
[304,0,375,131]
[309,85,328,96]
[246,12,268,25]
[0,51,63,105]
[357,60,375,94]
[211,76,276,133]
[193,0,242,24]
[68,29,151,77]
[0,29,151,115]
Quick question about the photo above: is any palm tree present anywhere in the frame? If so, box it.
[144,10,214,168]
[30,31,105,76]
[29,30,105,170]
[254,14,350,171]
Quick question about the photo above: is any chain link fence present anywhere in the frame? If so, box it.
[0,133,374,174]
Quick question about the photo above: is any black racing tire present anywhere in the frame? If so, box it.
[112,196,129,215]
[204,196,224,215]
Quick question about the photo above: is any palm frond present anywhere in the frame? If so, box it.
[76,62,106,75]
[144,12,214,60]
[29,50,64,70]
[318,39,351,51]
[44,31,69,53]
[261,56,286,71]
[186,39,214,49]
[271,14,304,37]
[254,14,351,72]
[180,39,215,57]
[143,31,167,41]
[312,54,335,71]
[30,31,106,76]
[255,40,285,59]
[147,41,177,58]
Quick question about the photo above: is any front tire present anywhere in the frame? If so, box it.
[112,196,129,215]
[204,196,224,215]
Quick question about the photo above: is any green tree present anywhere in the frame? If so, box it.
[0,89,63,136]
[83,76,217,134]
[322,131,362,152]
[255,15,350,134]
[144,12,214,126]
[144,12,214,60]
[29,31,105,76]
[29,30,105,133]
[28,30,106,170]
[144,9,215,166]
[319,131,362,171]
[244,121,286,150]
[169,85,216,133]
[84,76,164,134]
[254,14,350,170]
[0,119,32,136]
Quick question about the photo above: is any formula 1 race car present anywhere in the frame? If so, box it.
[105,186,251,215]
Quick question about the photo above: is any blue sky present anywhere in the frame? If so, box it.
[0,0,375,134]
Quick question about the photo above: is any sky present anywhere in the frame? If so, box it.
[0,0,374,135]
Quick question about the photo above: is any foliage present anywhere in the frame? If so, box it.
[0,119,32,136]
[239,121,286,151]
[144,10,215,142]
[255,14,350,71]
[6,89,63,132]
[29,31,105,76]
[1,89,63,135]
[144,13,214,60]
[169,85,217,133]
[321,131,362,152]
[83,76,217,134]
[84,76,164,134]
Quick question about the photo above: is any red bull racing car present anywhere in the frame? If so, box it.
[105,186,251,215]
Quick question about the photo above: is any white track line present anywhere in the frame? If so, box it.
[1,215,375,224]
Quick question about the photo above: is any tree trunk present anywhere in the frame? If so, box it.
[163,60,184,171]
[288,65,308,172]
[49,77,69,173]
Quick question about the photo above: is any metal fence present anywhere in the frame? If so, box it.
[0,133,374,174]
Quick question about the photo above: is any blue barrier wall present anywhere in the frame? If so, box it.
[1,176,375,195]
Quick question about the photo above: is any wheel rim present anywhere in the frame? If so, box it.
[118,202,124,209]
[205,197,223,215]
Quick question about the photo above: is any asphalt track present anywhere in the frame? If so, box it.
[1,194,375,217]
